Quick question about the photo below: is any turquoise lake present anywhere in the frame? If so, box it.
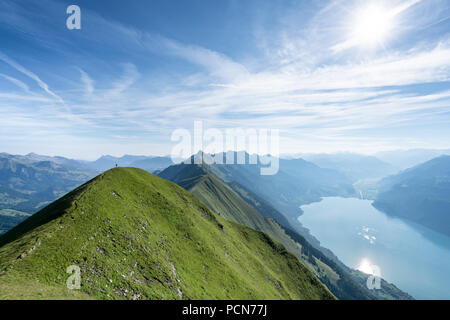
[298,197,450,299]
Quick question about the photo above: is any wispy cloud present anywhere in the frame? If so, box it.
[0,73,30,92]
[106,63,140,98]
[0,51,65,104]
[152,36,249,82]
[78,69,94,96]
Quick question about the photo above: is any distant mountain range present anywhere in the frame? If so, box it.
[0,153,96,216]
[301,153,398,182]
[373,155,450,236]
[0,168,335,300]
[282,149,450,180]
[83,155,174,173]
[375,149,450,171]
[0,153,174,235]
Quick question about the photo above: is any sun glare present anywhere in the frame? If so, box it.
[352,4,394,47]
[356,258,375,275]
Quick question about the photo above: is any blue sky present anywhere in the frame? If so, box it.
[0,0,450,159]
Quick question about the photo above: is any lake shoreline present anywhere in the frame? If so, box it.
[298,196,450,299]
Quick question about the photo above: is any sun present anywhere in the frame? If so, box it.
[332,2,400,52]
[351,3,394,48]
[356,258,375,275]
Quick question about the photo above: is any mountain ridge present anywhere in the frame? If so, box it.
[0,167,334,300]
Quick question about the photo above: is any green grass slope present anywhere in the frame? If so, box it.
[190,174,275,229]
[189,174,321,272]
[160,164,305,261]
[0,153,95,215]
[0,167,334,300]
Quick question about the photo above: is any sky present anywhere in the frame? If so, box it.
[0,0,450,160]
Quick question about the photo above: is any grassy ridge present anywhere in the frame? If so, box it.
[0,168,334,300]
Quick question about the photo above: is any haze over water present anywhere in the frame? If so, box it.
[299,197,450,300]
